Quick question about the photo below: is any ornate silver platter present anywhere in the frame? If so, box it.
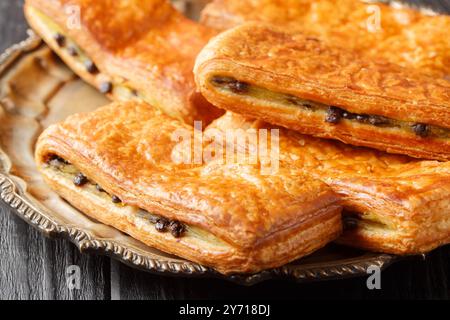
[1,0,441,285]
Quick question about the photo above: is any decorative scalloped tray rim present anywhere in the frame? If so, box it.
[2,0,442,285]
[0,31,400,286]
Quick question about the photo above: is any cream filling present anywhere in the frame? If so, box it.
[29,7,158,106]
[210,76,450,139]
[43,157,228,247]
[342,212,396,236]
[31,8,94,72]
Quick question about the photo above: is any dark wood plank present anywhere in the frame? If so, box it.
[0,0,28,53]
[442,0,450,11]
[114,246,450,300]
[408,0,450,12]
[0,201,111,300]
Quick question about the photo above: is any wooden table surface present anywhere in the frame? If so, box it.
[1,0,450,300]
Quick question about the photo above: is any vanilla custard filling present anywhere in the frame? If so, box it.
[31,8,95,72]
[43,155,228,246]
[343,212,396,235]
[210,76,450,139]
[30,7,159,107]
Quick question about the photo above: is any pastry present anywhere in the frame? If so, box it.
[195,23,450,160]
[208,112,450,254]
[201,0,450,78]
[35,101,342,274]
[24,0,223,124]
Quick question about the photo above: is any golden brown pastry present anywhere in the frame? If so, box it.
[200,1,450,252]
[35,101,342,274]
[195,23,450,161]
[209,112,450,254]
[201,0,450,78]
[24,0,223,124]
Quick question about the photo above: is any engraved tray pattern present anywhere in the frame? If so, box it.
[1,0,438,285]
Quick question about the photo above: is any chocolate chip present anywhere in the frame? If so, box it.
[131,89,139,97]
[48,158,61,167]
[346,113,389,126]
[368,115,389,126]
[355,114,369,123]
[306,37,320,42]
[48,154,58,161]
[68,46,78,57]
[169,221,185,238]
[112,195,122,203]
[211,76,234,85]
[286,96,300,106]
[96,184,105,192]
[147,214,160,224]
[325,106,343,124]
[84,60,98,74]
[229,81,249,94]
[54,33,66,47]
[47,155,69,169]
[48,159,63,169]
[210,76,249,94]
[47,154,66,165]
[343,218,359,231]
[73,173,88,186]
[155,218,169,232]
[342,111,356,120]
[412,123,429,137]
[99,82,113,94]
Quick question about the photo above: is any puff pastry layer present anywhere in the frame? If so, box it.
[201,0,450,78]
[208,112,450,254]
[24,0,223,124]
[195,23,450,160]
[35,101,342,274]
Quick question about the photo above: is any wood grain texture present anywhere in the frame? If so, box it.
[1,0,450,300]
[113,246,450,300]
[0,0,27,53]
[0,203,111,300]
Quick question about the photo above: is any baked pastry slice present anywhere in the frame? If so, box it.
[201,0,421,37]
[195,23,450,160]
[35,101,342,274]
[24,0,223,124]
[209,112,450,254]
[201,0,450,77]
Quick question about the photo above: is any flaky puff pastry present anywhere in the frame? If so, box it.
[209,112,450,254]
[35,101,342,274]
[201,0,450,78]
[195,23,450,161]
[24,0,223,125]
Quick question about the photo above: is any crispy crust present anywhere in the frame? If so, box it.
[35,101,342,274]
[195,23,450,160]
[24,0,223,125]
[201,0,450,78]
[207,112,450,254]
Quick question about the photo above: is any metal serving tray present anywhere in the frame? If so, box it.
[1,0,441,285]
